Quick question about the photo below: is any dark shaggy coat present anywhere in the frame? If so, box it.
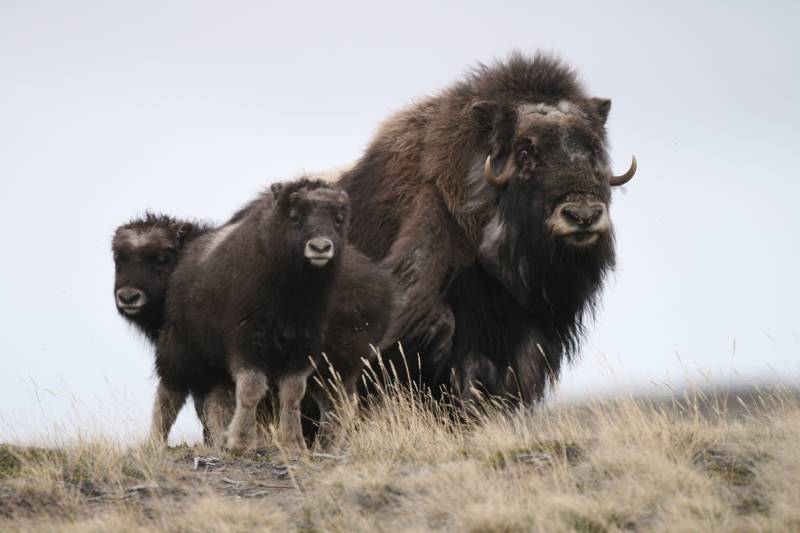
[337,52,627,402]
[112,213,213,343]
[112,214,217,442]
[154,179,350,447]
[158,179,348,392]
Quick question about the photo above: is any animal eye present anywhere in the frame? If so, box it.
[335,211,344,226]
[290,209,302,224]
[516,139,536,161]
[155,254,170,266]
[515,140,537,176]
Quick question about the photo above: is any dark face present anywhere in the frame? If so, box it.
[471,98,636,305]
[112,228,177,321]
[272,186,350,270]
[474,99,623,250]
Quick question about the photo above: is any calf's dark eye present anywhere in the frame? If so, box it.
[157,254,168,265]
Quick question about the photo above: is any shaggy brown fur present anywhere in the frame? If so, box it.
[112,213,213,343]
[204,247,396,448]
[111,214,215,441]
[337,52,632,402]
[153,179,350,451]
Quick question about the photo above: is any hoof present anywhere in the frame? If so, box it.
[226,430,257,452]
[279,435,308,457]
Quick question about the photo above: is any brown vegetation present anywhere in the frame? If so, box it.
[1,377,798,532]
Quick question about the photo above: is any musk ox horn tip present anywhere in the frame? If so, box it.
[610,155,637,186]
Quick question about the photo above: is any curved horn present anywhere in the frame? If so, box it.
[610,155,637,186]
[484,155,512,189]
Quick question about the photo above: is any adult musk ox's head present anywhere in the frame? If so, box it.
[472,94,636,319]
[112,214,208,339]
[473,98,635,246]
[268,179,350,271]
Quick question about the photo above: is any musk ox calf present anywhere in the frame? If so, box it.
[111,214,216,439]
[112,214,212,341]
[153,179,350,452]
[203,247,396,449]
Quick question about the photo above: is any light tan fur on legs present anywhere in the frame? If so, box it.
[278,372,310,454]
[149,382,187,445]
[204,385,236,446]
[226,370,268,450]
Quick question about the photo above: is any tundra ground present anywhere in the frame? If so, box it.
[1,379,798,532]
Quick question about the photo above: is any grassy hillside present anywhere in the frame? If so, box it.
[1,379,798,532]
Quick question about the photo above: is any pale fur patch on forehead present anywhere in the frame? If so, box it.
[117,227,172,250]
[516,100,585,131]
[301,188,347,206]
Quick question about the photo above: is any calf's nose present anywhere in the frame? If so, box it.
[307,237,333,255]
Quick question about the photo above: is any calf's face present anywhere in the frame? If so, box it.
[272,185,350,269]
[112,227,178,320]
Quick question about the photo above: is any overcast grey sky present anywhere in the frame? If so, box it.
[1,1,798,443]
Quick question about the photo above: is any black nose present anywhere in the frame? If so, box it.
[307,238,333,254]
[561,204,604,228]
[117,288,143,305]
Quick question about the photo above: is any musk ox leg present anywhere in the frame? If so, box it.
[203,384,236,447]
[449,354,503,403]
[502,331,555,404]
[149,382,187,445]
[407,303,456,372]
[226,369,268,450]
[277,371,311,454]
[379,188,466,350]
[191,393,211,446]
[309,377,356,451]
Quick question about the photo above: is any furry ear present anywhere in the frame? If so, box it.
[471,100,501,132]
[270,183,284,197]
[271,182,291,208]
[472,100,517,178]
[175,222,196,247]
[590,98,611,124]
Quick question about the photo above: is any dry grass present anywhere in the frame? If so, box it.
[2,379,799,532]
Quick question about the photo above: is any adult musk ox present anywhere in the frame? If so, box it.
[337,52,637,402]
[153,179,350,452]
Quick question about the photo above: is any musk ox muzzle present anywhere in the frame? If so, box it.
[116,287,147,315]
[304,237,335,267]
[548,201,611,246]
